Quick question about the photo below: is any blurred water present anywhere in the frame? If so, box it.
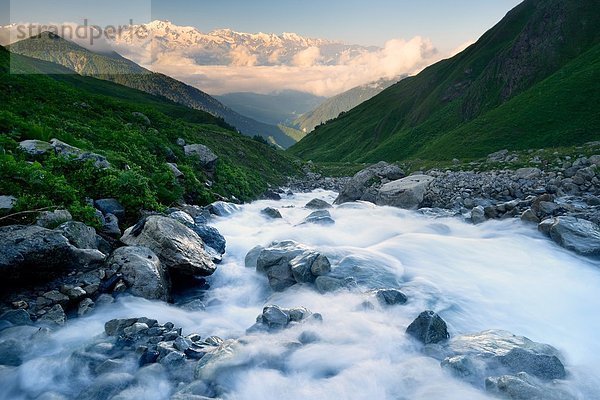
[2,190,600,399]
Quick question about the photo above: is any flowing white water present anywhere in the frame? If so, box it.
[2,190,600,399]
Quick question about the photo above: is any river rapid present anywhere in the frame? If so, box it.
[2,190,600,400]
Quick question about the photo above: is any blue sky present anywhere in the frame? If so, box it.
[4,0,522,50]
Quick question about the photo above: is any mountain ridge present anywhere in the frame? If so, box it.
[289,0,600,162]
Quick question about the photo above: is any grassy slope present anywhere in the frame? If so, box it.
[0,46,298,223]
[289,0,600,162]
[8,33,296,148]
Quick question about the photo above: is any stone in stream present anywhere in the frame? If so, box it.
[121,216,216,277]
[315,276,358,293]
[208,201,240,217]
[538,216,600,257]
[485,372,576,400]
[335,161,405,204]
[406,310,449,344]
[0,309,32,326]
[305,198,332,209]
[105,246,170,301]
[249,305,319,332]
[261,207,283,219]
[376,175,435,209]
[374,289,408,306]
[302,210,335,225]
[471,206,486,224]
[438,330,566,386]
[290,251,331,283]
[244,245,264,269]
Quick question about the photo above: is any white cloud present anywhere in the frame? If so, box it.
[292,46,321,67]
[229,45,258,67]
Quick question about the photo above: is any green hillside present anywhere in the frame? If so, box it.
[0,46,298,224]
[9,32,296,148]
[289,0,600,162]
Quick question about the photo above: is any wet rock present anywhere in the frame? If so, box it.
[538,216,600,257]
[406,311,449,344]
[78,298,95,317]
[440,330,566,384]
[56,221,97,249]
[61,285,86,301]
[521,209,540,223]
[105,318,140,336]
[290,251,331,283]
[43,290,70,306]
[302,210,335,225]
[259,305,290,330]
[244,246,264,269]
[255,241,307,291]
[263,190,282,201]
[485,372,575,400]
[78,372,134,400]
[169,211,195,226]
[95,198,125,220]
[374,289,408,306]
[315,276,357,293]
[184,144,218,172]
[250,305,318,333]
[39,304,66,326]
[305,198,332,209]
[208,201,240,217]
[471,206,486,224]
[106,246,170,301]
[376,175,434,209]
[0,338,26,366]
[121,216,216,277]
[36,209,72,229]
[194,340,241,381]
[335,162,405,204]
[261,207,283,219]
[191,225,226,256]
[0,309,32,326]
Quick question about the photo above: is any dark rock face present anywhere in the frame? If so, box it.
[374,289,408,306]
[305,198,332,209]
[406,311,449,344]
[261,207,283,219]
[121,216,216,278]
[0,225,105,287]
[335,161,405,204]
[94,199,125,220]
[249,305,321,332]
[191,225,227,256]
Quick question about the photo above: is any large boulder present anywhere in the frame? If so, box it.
[376,175,434,209]
[121,216,216,277]
[36,209,72,229]
[538,216,600,257]
[485,372,576,400]
[105,246,170,301]
[208,201,240,217]
[302,210,335,225]
[305,198,332,209]
[335,161,405,204]
[0,225,105,286]
[50,139,110,169]
[184,144,218,172]
[406,311,449,344]
[190,225,226,255]
[18,139,52,156]
[439,330,566,385]
[254,241,331,291]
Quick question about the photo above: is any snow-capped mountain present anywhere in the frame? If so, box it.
[113,20,373,66]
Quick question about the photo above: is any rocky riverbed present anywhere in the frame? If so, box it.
[1,152,600,399]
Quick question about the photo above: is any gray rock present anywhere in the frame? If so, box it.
[101,213,121,239]
[169,211,195,226]
[184,144,218,172]
[44,290,69,305]
[194,339,240,381]
[377,175,434,209]
[0,338,26,366]
[244,246,264,269]
[106,246,170,301]
[260,305,290,329]
[406,311,449,344]
[335,161,405,204]
[255,241,307,291]
[0,195,16,212]
[18,139,52,156]
[56,221,97,249]
[78,372,134,400]
[36,209,72,229]
[121,216,216,277]
[305,198,332,209]
[441,330,566,384]
[521,209,540,223]
[315,276,357,293]
[538,216,600,257]
[95,199,125,220]
[514,168,542,180]
[176,138,186,147]
[303,210,335,225]
[471,206,486,224]
[261,207,283,219]
[39,304,66,326]
[78,298,95,317]
[167,162,184,178]
[374,289,408,306]
[290,251,330,284]
[105,318,140,336]
[50,139,110,169]
[0,225,105,286]
[208,201,239,217]
[191,225,226,255]
[485,372,576,400]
